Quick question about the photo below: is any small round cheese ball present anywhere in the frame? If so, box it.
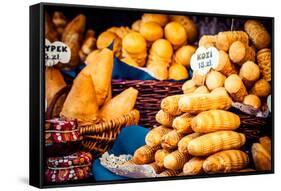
[239,61,260,82]
[142,13,169,27]
[206,70,226,90]
[243,94,261,109]
[164,22,187,46]
[150,39,173,59]
[122,32,147,54]
[174,45,196,68]
[229,41,247,63]
[251,79,271,97]
[140,22,163,42]
[224,74,244,93]
[169,64,189,81]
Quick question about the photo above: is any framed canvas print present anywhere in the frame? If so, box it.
[29,2,274,188]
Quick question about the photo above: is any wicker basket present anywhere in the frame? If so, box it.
[112,79,183,127]
[80,110,139,157]
[112,79,270,141]
[45,85,140,157]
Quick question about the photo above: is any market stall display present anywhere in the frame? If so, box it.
[34,3,273,187]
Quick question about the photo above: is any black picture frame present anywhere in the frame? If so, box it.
[29,2,274,188]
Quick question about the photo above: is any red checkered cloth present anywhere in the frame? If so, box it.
[45,118,82,145]
[45,152,92,183]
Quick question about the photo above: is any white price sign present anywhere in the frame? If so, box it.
[45,39,71,67]
[191,46,219,75]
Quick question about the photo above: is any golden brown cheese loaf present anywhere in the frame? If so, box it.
[203,150,249,173]
[172,113,194,134]
[214,50,237,77]
[60,73,99,122]
[169,15,198,43]
[182,79,197,94]
[155,110,175,127]
[122,31,147,66]
[173,45,196,68]
[259,136,271,155]
[193,86,209,94]
[62,14,86,42]
[100,87,138,120]
[155,149,170,167]
[205,70,226,90]
[168,63,189,80]
[243,94,261,109]
[122,39,147,55]
[142,13,169,27]
[164,22,187,49]
[148,39,173,67]
[133,145,161,165]
[229,41,255,65]
[252,143,271,171]
[224,74,248,102]
[257,48,271,82]
[191,110,240,133]
[183,157,205,175]
[164,150,190,170]
[198,35,217,48]
[84,48,114,107]
[140,21,163,42]
[161,130,185,150]
[216,31,249,52]
[178,93,232,114]
[147,39,173,80]
[161,95,183,116]
[244,20,271,50]
[188,131,246,156]
[178,133,201,154]
[239,61,260,87]
[145,126,172,147]
[96,31,121,58]
[250,79,271,97]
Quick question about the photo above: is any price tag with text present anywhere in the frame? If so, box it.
[191,46,219,75]
[45,39,71,67]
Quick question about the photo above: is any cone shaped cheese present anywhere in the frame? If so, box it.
[45,67,66,107]
[60,72,99,122]
[61,14,86,70]
[84,48,114,107]
[100,87,138,120]
[45,12,58,42]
